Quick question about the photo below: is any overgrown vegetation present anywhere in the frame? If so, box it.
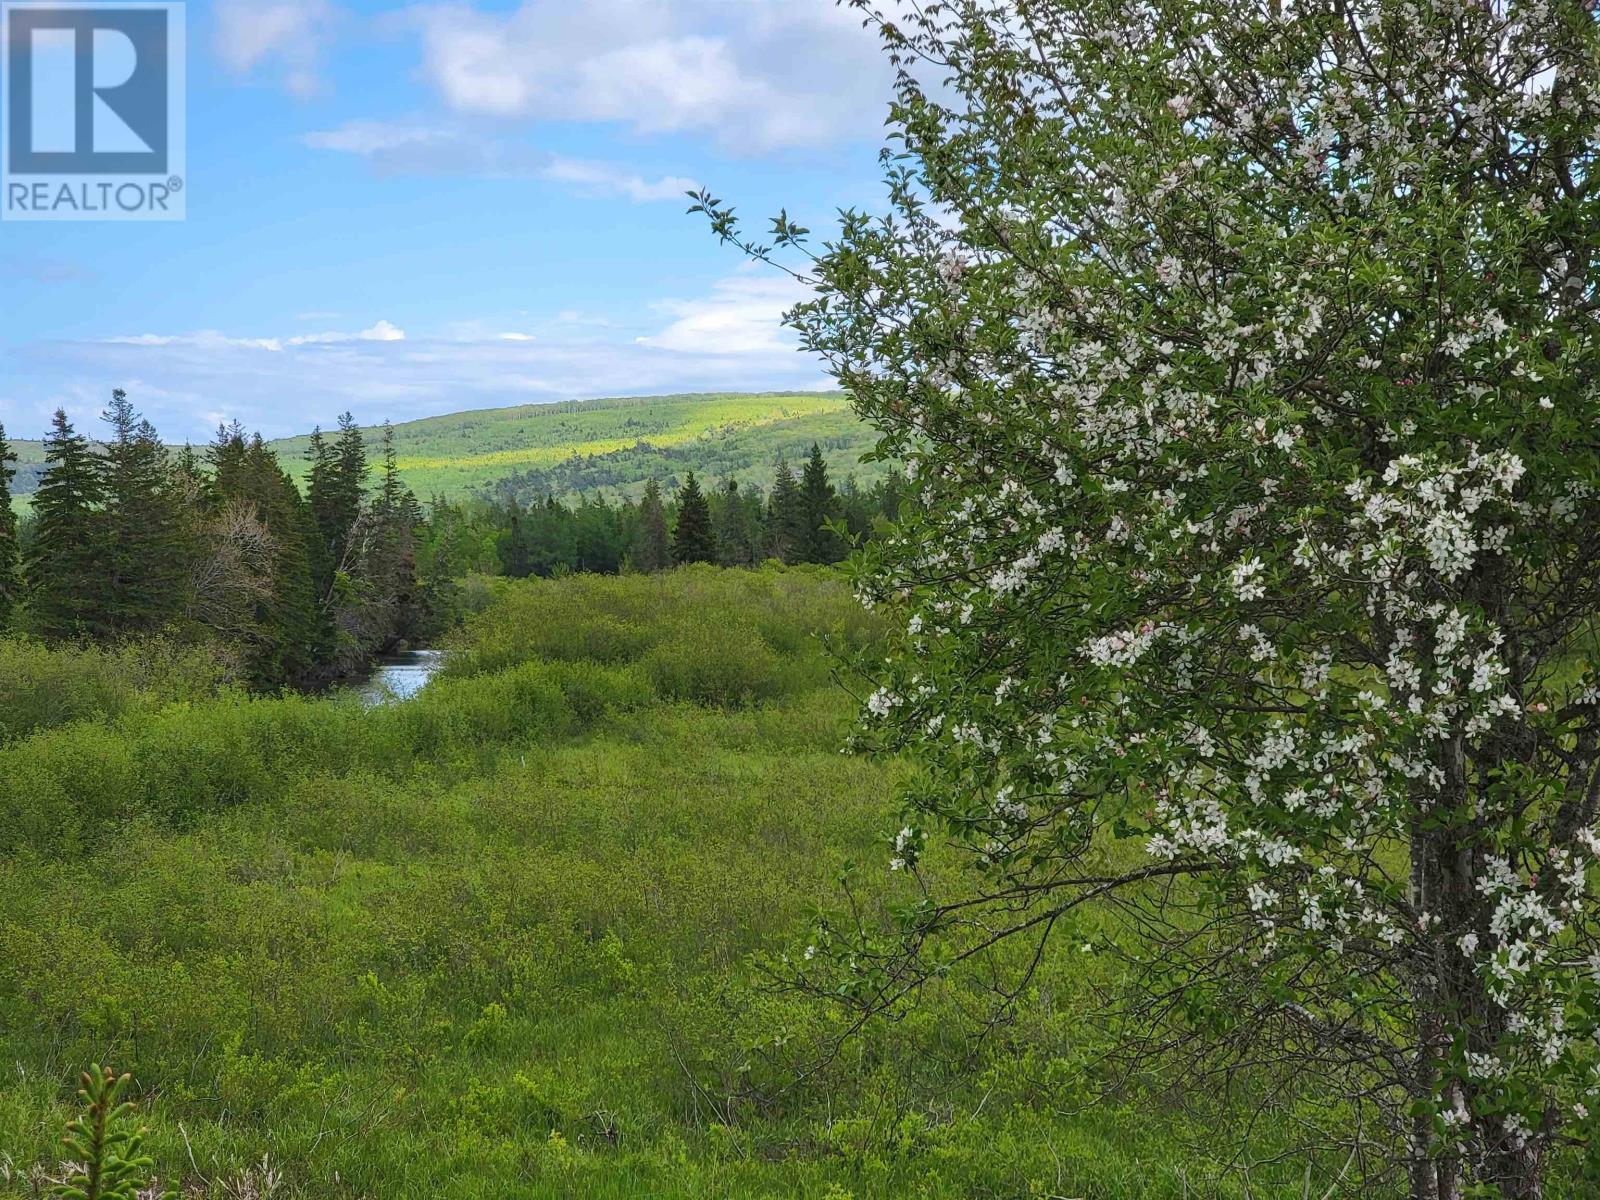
[0,568,1376,1198]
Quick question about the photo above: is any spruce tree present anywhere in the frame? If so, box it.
[713,477,753,566]
[368,423,422,643]
[245,435,324,686]
[672,472,715,565]
[307,415,367,581]
[0,423,19,628]
[100,390,184,634]
[333,413,368,526]
[634,478,670,572]
[27,409,107,639]
[799,443,844,564]
[766,459,808,565]
[497,510,534,578]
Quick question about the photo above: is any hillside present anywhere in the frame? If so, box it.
[5,392,884,515]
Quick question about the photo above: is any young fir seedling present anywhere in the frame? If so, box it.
[52,1065,172,1200]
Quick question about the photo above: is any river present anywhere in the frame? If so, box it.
[353,648,445,706]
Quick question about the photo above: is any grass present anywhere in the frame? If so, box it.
[0,568,1400,1198]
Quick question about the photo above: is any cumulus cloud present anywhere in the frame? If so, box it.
[9,275,828,440]
[640,272,810,355]
[302,120,698,199]
[213,0,338,97]
[404,0,894,153]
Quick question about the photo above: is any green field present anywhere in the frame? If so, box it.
[0,568,1347,1199]
[6,392,885,516]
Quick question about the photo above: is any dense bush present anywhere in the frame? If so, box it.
[0,636,230,745]
[0,568,1385,1197]
[445,564,884,692]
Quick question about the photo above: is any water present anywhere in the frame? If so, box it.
[355,648,445,706]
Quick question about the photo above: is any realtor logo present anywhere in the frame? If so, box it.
[2,1,185,220]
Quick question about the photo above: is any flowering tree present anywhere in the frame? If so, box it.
[697,0,1600,1194]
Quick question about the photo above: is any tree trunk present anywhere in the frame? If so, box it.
[1408,1120,1439,1200]
[1485,1145,1542,1199]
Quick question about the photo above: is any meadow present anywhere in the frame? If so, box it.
[0,569,1383,1197]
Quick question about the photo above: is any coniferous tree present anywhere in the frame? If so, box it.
[766,459,808,565]
[839,476,874,544]
[712,477,753,566]
[201,424,326,686]
[0,423,19,628]
[249,434,323,685]
[799,443,844,564]
[497,510,535,578]
[333,413,368,524]
[359,423,423,647]
[307,415,368,587]
[27,409,107,639]
[672,472,715,565]
[574,494,625,574]
[634,478,670,572]
[100,390,185,634]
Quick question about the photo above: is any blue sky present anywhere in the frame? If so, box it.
[0,0,896,442]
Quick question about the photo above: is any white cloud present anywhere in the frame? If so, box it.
[104,320,403,354]
[540,156,697,202]
[106,330,288,352]
[12,278,828,440]
[640,271,810,355]
[404,0,894,153]
[289,319,407,345]
[214,0,338,96]
[303,120,698,200]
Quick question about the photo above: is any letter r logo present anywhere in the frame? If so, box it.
[4,3,171,173]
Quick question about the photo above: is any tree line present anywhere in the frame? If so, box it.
[0,396,431,689]
[421,443,906,582]
[0,404,895,690]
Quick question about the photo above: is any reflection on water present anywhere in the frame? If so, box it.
[355,648,444,706]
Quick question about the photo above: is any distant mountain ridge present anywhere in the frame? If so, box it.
[5,391,887,512]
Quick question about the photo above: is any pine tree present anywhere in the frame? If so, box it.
[100,390,185,634]
[27,409,107,638]
[799,443,844,564]
[634,478,670,571]
[672,472,715,565]
[0,423,19,629]
[766,459,808,565]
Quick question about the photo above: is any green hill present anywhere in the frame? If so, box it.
[5,392,884,515]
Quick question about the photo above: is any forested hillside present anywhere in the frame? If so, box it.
[6,392,881,516]
[273,392,884,506]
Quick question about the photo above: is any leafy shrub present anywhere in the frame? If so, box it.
[642,626,785,706]
[445,565,885,700]
[0,637,229,745]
